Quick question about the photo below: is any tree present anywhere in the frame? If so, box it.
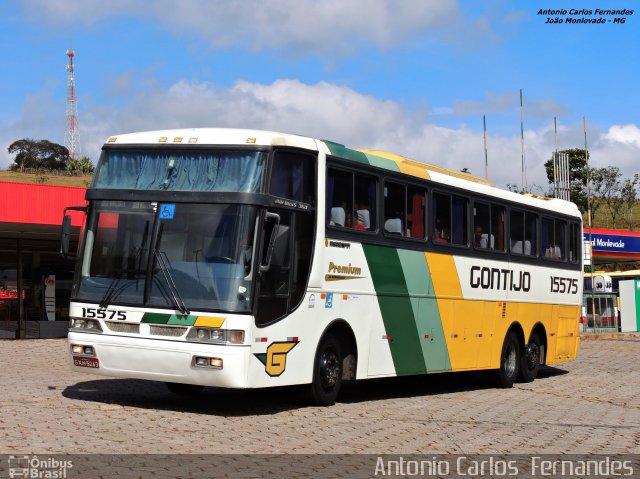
[621,174,640,230]
[7,139,70,171]
[543,148,590,214]
[590,166,634,229]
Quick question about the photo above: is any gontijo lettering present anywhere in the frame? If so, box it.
[328,262,362,275]
[470,266,531,292]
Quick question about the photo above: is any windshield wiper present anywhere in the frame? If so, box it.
[153,249,189,315]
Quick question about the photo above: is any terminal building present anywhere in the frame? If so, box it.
[0,181,85,338]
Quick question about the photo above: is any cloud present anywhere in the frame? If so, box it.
[2,78,638,193]
[448,91,569,120]
[22,0,493,54]
[603,124,640,149]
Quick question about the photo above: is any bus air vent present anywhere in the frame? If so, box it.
[149,325,188,337]
[105,322,140,334]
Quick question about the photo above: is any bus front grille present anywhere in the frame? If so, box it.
[105,322,140,334]
[149,325,188,337]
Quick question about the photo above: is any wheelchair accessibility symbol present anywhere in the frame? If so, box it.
[160,204,175,219]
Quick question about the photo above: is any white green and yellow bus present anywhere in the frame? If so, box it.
[63,128,583,406]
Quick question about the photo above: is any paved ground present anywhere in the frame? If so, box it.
[1,336,639,456]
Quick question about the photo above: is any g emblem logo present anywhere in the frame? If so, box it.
[254,341,299,377]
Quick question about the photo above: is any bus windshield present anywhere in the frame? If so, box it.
[74,201,258,313]
[91,149,267,192]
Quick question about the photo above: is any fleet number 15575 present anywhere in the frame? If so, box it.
[81,307,127,320]
[550,276,579,294]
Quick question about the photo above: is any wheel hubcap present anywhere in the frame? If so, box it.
[526,343,540,370]
[504,343,517,377]
[319,349,340,390]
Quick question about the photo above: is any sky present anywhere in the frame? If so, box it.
[0,0,638,190]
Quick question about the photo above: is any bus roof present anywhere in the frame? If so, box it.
[103,128,581,219]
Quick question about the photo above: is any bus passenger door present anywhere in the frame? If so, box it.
[255,210,315,326]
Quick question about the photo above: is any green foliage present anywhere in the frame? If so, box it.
[8,139,70,171]
[591,167,640,229]
[66,156,95,176]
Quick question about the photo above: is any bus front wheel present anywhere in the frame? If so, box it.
[517,332,541,383]
[309,335,343,406]
[492,331,520,388]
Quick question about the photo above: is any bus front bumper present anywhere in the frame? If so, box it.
[68,332,249,388]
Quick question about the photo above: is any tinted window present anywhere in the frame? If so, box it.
[383,182,427,239]
[269,150,316,205]
[433,192,468,246]
[327,168,377,232]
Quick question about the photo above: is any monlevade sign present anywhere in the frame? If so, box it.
[584,228,640,258]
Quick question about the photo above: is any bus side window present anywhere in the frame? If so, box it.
[384,182,405,236]
[569,223,581,263]
[474,202,490,249]
[451,196,468,245]
[327,167,376,231]
[354,174,376,231]
[492,205,506,251]
[542,217,565,260]
[327,169,352,228]
[432,193,451,243]
[269,151,316,205]
[407,186,426,239]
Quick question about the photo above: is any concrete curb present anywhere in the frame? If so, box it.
[580,332,640,340]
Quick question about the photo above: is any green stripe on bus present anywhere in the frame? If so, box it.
[141,313,170,324]
[363,244,426,375]
[396,250,451,372]
[167,314,196,326]
[361,152,400,172]
[323,140,370,165]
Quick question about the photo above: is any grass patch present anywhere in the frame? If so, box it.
[0,170,91,187]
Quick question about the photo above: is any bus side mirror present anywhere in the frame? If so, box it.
[260,212,280,272]
[60,205,87,260]
[60,215,74,259]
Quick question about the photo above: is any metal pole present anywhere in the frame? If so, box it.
[16,239,25,339]
[553,117,559,198]
[483,114,488,180]
[520,89,526,192]
[584,115,595,333]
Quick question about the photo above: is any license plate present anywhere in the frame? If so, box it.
[73,356,99,368]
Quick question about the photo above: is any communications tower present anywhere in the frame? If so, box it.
[65,49,81,160]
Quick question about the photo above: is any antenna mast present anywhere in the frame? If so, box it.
[65,49,81,160]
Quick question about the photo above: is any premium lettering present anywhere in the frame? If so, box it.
[328,262,362,276]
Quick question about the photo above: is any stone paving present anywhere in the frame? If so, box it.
[0,336,639,456]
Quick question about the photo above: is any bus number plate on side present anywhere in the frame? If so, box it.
[73,357,99,368]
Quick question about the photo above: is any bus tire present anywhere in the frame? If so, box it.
[517,332,541,383]
[165,382,205,396]
[492,331,519,388]
[309,335,343,406]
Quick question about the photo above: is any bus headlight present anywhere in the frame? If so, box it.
[188,328,244,344]
[69,317,103,333]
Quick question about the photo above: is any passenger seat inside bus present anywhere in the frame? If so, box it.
[356,209,370,229]
[330,207,345,226]
[384,218,403,235]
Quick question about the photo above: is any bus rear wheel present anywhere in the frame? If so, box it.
[517,332,541,383]
[165,382,205,396]
[309,335,343,406]
[491,331,520,388]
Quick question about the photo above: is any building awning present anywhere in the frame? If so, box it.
[0,181,86,226]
